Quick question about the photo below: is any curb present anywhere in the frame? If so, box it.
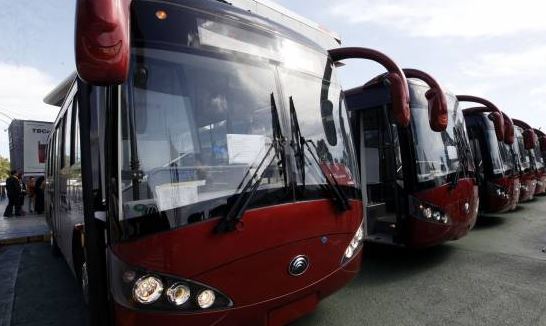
[0,234,49,246]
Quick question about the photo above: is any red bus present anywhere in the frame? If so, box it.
[336,60,478,247]
[460,97,520,213]
[533,128,546,195]
[512,119,540,199]
[44,1,365,324]
[499,112,521,210]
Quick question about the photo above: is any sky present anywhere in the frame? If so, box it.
[0,0,545,158]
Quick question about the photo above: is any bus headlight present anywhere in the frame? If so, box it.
[166,283,191,306]
[495,187,509,199]
[341,222,364,265]
[197,289,216,309]
[133,275,163,304]
[423,207,432,219]
[488,182,508,199]
[109,252,232,312]
[409,196,450,225]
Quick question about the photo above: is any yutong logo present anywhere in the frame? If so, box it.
[288,255,309,276]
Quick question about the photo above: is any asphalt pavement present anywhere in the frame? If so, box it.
[295,197,546,326]
[1,197,546,326]
[6,243,87,326]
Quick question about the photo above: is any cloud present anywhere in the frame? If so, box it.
[0,62,59,157]
[530,84,546,96]
[329,0,546,38]
[461,45,546,78]
[0,62,59,121]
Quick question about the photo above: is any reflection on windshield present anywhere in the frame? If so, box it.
[499,142,515,174]
[534,143,545,170]
[515,129,532,172]
[411,95,470,184]
[119,23,359,222]
[279,68,358,188]
[485,130,504,175]
[121,48,286,220]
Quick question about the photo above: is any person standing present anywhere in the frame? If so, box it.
[3,170,21,217]
[34,176,45,214]
[27,176,36,214]
[16,171,26,216]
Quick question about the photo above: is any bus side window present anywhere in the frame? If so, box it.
[47,137,53,177]
[63,101,72,168]
[50,127,60,177]
[73,101,81,164]
[58,116,65,168]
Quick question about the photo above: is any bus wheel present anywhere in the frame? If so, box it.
[50,231,61,257]
[81,261,89,305]
[73,238,89,305]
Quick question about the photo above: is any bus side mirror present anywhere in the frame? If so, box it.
[502,114,515,145]
[425,88,448,132]
[487,112,505,141]
[75,0,132,85]
[522,129,537,150]
[321,100,338,146]
[402,68,447,132]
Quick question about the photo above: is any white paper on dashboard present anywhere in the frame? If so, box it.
[154,180,206,212]
[227,134,267,164]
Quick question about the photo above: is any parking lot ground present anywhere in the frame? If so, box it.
[295,197,546,326]
[1,197,546,326]
[3,243,87,326]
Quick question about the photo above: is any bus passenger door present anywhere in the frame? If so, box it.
[360,106,403,245]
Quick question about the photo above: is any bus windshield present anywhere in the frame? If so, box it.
[531,149,542,170]
[482,116,505,176]
[534,143,544,170]
[411,93,471,185]
[118,5,359,223]
[499,142,515,175]
[515,128,532,171]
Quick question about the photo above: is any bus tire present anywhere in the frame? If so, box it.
[50,231,61,257]
[73,235,89,305]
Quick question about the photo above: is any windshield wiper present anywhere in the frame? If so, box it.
[289,97,350,211]
[215,94,287,233]
[127,84,144,199]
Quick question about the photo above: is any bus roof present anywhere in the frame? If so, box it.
[44,0,340,107]
[229,0,341,49]
[43,72,76,107]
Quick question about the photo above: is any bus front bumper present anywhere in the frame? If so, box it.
[112,251,361,326]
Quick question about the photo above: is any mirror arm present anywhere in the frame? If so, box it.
[458,95,505,141]
[513,119,538,150]
[328,47,410,127]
